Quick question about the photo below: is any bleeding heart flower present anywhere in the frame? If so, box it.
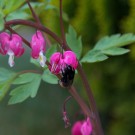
[71,118,92,135]
[71,121,83,135]
[0,32,24,67]
[30,30,46,67]
[81,118,92,135]
[49,51,78,74]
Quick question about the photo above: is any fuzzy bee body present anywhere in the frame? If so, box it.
[59,65,75,88]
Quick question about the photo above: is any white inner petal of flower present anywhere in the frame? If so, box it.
[7,50,15,67]
[51,62,58,73]
[38,51,46,67]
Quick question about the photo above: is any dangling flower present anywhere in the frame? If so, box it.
[81,118,92,135]
[0,32,24,67]
[49,51,78,74]
[71,121,83,135]
[49,51,78,87]
[71,118,92,135]
[30,30,46,67]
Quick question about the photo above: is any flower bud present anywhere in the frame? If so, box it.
[30,30,46,67]
[71,118,92,135]
[81,118,92,135]
[71,121,83,135]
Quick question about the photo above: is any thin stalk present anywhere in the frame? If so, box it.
[69,86,96,135]
[77,63,104,135]
[69,86,91,116]
[59,4,104,131]
[59,0,66,44]
[63,96,72,112]
[26,0,40,24]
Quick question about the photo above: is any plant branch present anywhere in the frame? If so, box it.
[69,86,91,116]
[26,0,40,24]
[77,63,104,135]
[59,0,66,45]
[5,19,63,46]
[69,86,97,135]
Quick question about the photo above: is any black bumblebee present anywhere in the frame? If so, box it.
[59,65,75,88]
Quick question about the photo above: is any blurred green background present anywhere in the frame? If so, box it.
[0,0,135,135]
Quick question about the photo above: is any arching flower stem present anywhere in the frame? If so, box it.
[5,19,63,46]
[62,96,72,128]
[26,0,41,25]
[77,63,104,135]
[5,18,104,135]
[59,0,67,45]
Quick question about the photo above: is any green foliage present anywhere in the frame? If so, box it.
[42,69,58,84]
[0,12,4,31]
[81,50,108,63]
[6,2,46,20]
[0,68,16,101]
[21,2,49,15]
[2,0,25,15]
[1,0,56,20]
[30,58,41,67]
[66,25,82,59]
[81,33,135,63]
[46,45,57,61]
[9,73,41,104]
[6,10,30,21]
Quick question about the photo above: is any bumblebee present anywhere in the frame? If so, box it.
[59,65,75,88]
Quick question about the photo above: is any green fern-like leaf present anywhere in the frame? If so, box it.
[81,33,135,63]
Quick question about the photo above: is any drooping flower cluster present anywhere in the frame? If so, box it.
[0,30,46,67]
[49,51,78,74]
[71,118,92,135]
